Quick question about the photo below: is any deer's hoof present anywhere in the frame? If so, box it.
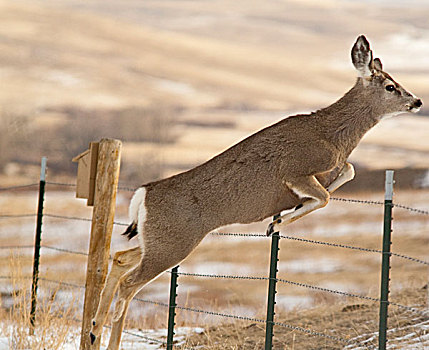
[90,332,96,345]
[266,222,275,236]
[266,219,282,236]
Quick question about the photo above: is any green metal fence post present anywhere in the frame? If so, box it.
[378,170,394,350]
[265,215,280,350]
[167,265,179,350]
[30,156,47,335]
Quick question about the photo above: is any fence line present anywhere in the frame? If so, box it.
[172,271,427,317]
[2,181,427,214]
[2,264,425,318]
[1,177,428,348]
[1,234,427,267]
[1,231,428,268]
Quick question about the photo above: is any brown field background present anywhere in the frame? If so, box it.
[0,0,428,348]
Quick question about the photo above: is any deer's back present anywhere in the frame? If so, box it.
[143,114,342,238]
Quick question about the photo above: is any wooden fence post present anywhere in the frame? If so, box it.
[79,139,122,350]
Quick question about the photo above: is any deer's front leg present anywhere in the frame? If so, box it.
[266,175,329,236]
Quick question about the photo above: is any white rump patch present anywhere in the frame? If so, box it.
[129,187,146,223]
[129,187,147,251]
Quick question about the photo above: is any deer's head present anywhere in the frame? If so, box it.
[351,35,422,118]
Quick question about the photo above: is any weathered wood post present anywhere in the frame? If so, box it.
[75,139,122,350]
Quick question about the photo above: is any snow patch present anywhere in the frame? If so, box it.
[416,170,429,188]
[279,257,342,274]
[276,295,313,310]
[0,323,204,350]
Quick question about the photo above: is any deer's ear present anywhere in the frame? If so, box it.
[351,35,373,77]
[373,58,383,71]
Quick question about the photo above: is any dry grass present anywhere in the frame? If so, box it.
[181,286,428,349]
[0,253,80,349]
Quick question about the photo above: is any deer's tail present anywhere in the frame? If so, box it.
[122,187,146,240]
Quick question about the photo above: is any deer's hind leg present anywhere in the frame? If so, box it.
[267,175,329,235]
[104,254,175,350]
[90,246,142,343]
[106,227,204,350]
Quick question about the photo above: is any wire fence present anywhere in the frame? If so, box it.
[0,179,428,349]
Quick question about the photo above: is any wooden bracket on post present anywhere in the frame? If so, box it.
[72,142,100,207]
[74,139,122,350]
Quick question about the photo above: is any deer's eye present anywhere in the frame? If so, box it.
[386,85,396,92]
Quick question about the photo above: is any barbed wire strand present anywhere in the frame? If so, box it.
[331,197,384,206]
[120,329,165,344]
[45,181,138,193]
[134,297,169,308]
[332,197,429,215]
[211,232,266,238]
[279,234,429,266]
[279,234,382,253]
[39,277,85,290]
[393,203,429,216]
[390,252,429,266]
[0,275,31,280]
[43,213,129,227]
[0,183,39,191]
[45,182,76,188]
[0,214,37,219]
[273,320,355,344]
[0,245,34,250]
[174,305,352,344]
[118,186,138,192]
[44,213,92,222]
[41,245,89,257]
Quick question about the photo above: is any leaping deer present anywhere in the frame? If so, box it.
[90,35,422,349]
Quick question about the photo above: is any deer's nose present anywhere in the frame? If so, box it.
[414,99,423,108]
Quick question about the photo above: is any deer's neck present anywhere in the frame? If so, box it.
[317,80,380,155]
